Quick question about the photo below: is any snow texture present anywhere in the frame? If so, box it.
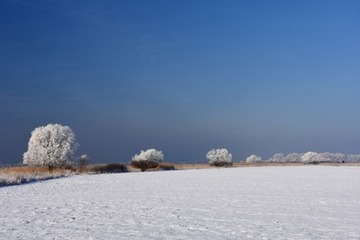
[1,166,359,240]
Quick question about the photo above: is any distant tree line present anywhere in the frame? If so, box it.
[246,152,360,164]
[22,123,360,172]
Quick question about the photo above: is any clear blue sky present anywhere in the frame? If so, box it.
[1,0,359,164]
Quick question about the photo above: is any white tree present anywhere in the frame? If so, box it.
[79,154,90,163]
[283,153,303,163]
[301,151,321,164]
[301,152,346,164]
[207,148,232,167]
[23,124,79,168]
[346,154,360,163]
[78,154,90,172]
[130,149,164,172]
[268,153,285,162]
[245,155,262,163]
[319,152,345,163]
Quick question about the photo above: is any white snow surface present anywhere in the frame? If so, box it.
[1,166,360,240]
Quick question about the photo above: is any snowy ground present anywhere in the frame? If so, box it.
[1,166,359,240]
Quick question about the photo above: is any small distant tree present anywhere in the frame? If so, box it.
[245,154,262,163]
[78,154,90,172]
[23,124,79,169]
[283,153,303,163]
[207,148,233,167]
[301,151,320,164]
[346,154,360,163]
[268,153,285,162]
[130,149,164,172]
[320,152,345,163]
[301,152,346,164]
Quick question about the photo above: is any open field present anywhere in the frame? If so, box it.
[1,166,359,239]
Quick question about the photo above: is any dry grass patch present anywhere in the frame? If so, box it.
[156,163,176,171]
[0,166,72,187]
[0,166,72,174]
[173,163,212,170]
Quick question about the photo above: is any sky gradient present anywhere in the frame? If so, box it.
[1,0,359,164]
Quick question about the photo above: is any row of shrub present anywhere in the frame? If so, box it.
[19,123,359,173]
[20,123,234,172]
[245,152,360,164]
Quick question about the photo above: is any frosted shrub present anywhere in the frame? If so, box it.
[78,154,90,172]
[319,152,345,163]
[264,152,349,164]
[269,153,285,162]
[245,155,262,163]
[302,152,345,164]
[268,153,304,163]
[23,124,79,168]
[130,149,164,172]
[78,154,90,165]
[283,153,303,163]
[301,152,322,164]
[207,148,232,167]
[346,154,360,163]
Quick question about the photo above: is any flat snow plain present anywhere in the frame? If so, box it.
[1,166,359,240]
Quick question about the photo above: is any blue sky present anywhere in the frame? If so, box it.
[1,0,359,164]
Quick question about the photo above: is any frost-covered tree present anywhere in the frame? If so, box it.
[245,155,262,163]
[346,154,360,163]
[283,153,303,163]
[78,154,90,172]
[207,148,233,167]
[320,152,345,163]
[301,152,345,164]
[301,152,318,163]
[130,149,164,172]
[268,153,285,163]
[23,124,79,168]
[264,151,351,164]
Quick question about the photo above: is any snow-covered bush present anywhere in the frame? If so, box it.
[130,149,164,172]
[268,153,285,162]
[346,154,360,163]
[283,153,303,163]
[78,154,90,172]
[23,124,79,168]
[301,152,320,164]
[320,152,345,163]
[91,163,128,174]
[266,152,347,164]
[245,155,262,163]
[266,153,303,163]
[301,152,345,164]
[207,148,232,167]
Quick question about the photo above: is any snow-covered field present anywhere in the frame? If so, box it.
[1,166,359,240]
